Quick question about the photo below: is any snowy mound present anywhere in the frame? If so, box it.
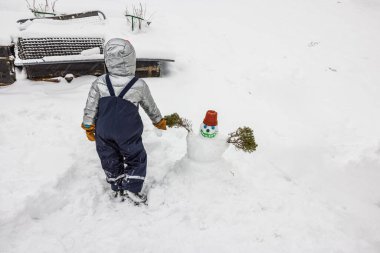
[16,18,106,38]
[186,132,229,162]
[1,0,380,252]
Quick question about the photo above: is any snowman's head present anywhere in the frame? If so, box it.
[200,123,218,138]
[200,110,219,139]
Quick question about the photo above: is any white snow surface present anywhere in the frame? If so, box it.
[80,47,101,56]
[187,132,229,162]
[15,15,106,38]
[1,0,380,252]
[14,54,104,66]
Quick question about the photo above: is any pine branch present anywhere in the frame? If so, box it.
[227,127,257,153]
[164,113,193,133]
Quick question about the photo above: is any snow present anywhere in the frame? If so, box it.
[42,54,104,62]
[80,47,101,56]
[186,132,229,162]
[14,46,102,66]
[14,54,104,66]
[1,0,380,252]
[15,22,106,39]
[14,13,106,39]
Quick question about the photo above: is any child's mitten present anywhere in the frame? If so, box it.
[154,118,167,130]
[81,124,96,141]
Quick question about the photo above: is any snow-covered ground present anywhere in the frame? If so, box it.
[1,0,380,252]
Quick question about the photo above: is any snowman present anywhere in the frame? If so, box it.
[186,110,229,163]
[148,111,234,209]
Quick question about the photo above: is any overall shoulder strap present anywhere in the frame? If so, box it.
[118,77,139,98]
[105,74,116,97]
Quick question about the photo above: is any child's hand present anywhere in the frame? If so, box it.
[81,123,96,141]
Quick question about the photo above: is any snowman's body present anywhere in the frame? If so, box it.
[185,110,229,162]
[186,132,228,163]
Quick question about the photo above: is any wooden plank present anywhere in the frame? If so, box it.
[22,59,170,79]
[25,62,105,79]
[0,59,16,86]
[17,56,173,79]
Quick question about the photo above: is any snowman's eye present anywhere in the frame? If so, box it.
[211,126,215,130]
[204,125,207,129]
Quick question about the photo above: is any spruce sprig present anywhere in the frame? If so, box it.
[227,127,258,153]
[164,113,193,133]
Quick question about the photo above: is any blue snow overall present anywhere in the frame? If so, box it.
[95,74,147,193]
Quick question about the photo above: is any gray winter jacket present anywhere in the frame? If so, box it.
[82,38,162,126]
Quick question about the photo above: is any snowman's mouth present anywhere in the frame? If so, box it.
[200,129,217,138]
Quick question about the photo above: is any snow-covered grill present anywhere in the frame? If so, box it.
[17,37,104,60]
[14,10,174,80]
[14,11,107,80]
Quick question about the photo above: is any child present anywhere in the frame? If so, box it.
[81,38,166,203]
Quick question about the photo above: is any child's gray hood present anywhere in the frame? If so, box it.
[104,38,136,76]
